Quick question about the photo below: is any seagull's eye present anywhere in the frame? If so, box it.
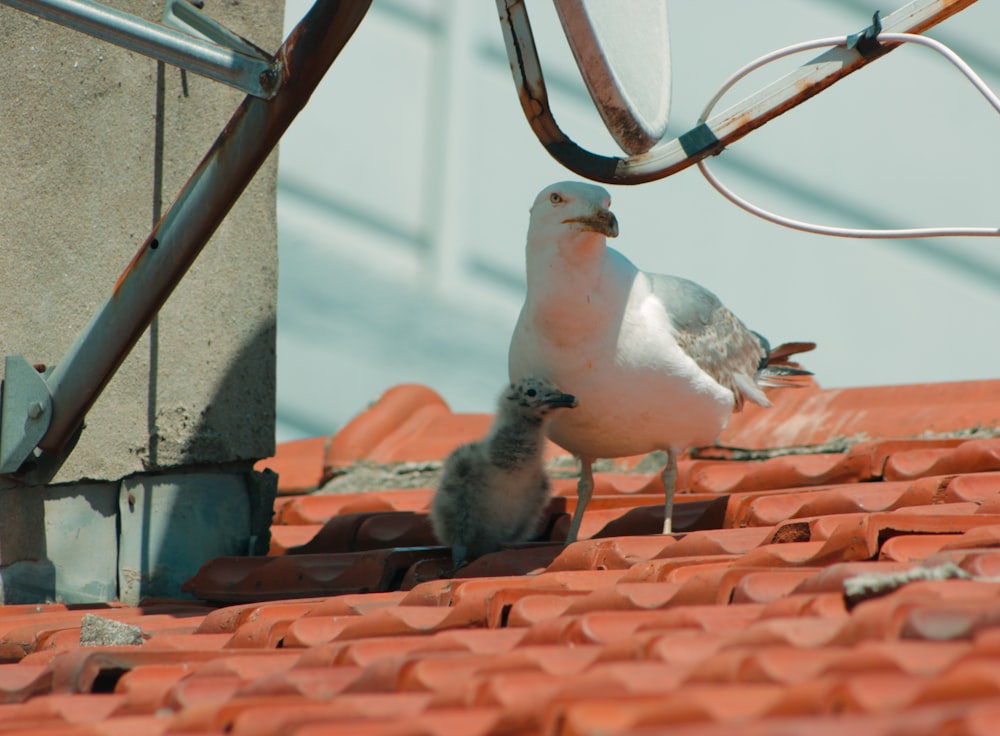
[526,388,537,397]
[549,193,563,205]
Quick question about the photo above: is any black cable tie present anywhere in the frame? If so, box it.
[846,10,883,58]
[679,123,722,158]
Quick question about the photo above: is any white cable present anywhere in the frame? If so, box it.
[696,32,1000,239]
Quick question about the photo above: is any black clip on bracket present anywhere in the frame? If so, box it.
[847,10,884,58]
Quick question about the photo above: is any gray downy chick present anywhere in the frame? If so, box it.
[430,376,577,572]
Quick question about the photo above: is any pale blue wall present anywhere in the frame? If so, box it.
[276,0,1000,440]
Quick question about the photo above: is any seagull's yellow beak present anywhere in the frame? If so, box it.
[563,207,619,238]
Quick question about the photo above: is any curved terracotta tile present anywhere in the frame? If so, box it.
[304,592,408,619]
[825,640,970,677]
[728,569,823,605]
[759,591,849,621]
[554,684,788,735]
[481,644,605,678]
[492,592,580,628]
[233,666,362,700]
[223,695,435,736]
[3,691,126,723]
[832,583,1000,645]
[946,473,1000,505]
[825,671,928,715]
[739,646,848,685]
[255,437,329,494]
[620,556,737,585]
[375,412,495,465]
[900,599,1000,642]
[414,629,527,657]
[296,636,431,669]
[549,472,656,498]
[584,660,690,693]
[323,384,450,472]
[637,604,766,635]
[879,534,965,563]
[769,513,868,544]
[951,550,1000,579]
[720,380,1000,449]
[655,527,773,559]
[397,652,497,694]
[277,490,434,526]
[468,670,597,733]
[851,438,967,480]
[644,631,728,668]
[686,460,755,494]
[333,605,475,642]
[279,617,354,649]
[959,701,1000,736]
[546,537,674,573]
[354,512,438,551]
[912,659,1000,708]
[737,541,833,568]
[268,524,322,555]
[283,512,380,554]
[882,448,958,482]
[517,610,656,647]
[884,439,1000,482]
[185,549,448,603]
[669,565,745,606]
[195,600,330,636]
[898,502,982,516]
[748,453,874,493]
[563,583,684,615]
[140,633,231,651]
[592,496,729,539]
[162,675,243,714]
[441,545,565,580]
[726,617,844,649]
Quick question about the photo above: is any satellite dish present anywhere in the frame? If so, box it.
[554,0,671,155]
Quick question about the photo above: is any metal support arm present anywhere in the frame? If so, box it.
[0,0,373,484]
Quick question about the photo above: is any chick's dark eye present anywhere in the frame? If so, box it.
[549,193,563,204]
[526,388,537,397]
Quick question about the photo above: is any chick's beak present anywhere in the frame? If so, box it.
[564,207,619,238]
[545,392,578,409]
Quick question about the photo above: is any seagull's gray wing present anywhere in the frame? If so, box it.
[648,274,768,410]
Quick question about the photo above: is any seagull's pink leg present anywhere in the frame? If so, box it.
[566,456,595,544]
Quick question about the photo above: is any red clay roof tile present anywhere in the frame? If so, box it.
[4,378,1000,734]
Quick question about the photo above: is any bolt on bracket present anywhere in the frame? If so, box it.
[0,355,53,474]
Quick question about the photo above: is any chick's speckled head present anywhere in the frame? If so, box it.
[502,376,578,421]
[529,181,619,239]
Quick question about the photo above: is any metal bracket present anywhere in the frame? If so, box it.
[162,0,272,66]
[1,0,282,98]
[0,356,53,474]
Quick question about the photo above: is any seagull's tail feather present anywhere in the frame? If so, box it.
[758,364,814,388]
[767,341,817,364]
[757,339,816,389]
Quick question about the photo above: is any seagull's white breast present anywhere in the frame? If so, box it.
[509,247,734,459]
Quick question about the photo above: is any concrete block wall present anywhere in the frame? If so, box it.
[0,0,285,603]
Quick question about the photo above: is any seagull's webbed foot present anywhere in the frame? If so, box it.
[565,456,595,544]
[661,449,678,535]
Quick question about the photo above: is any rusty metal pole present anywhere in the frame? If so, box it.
[29,0,372,475]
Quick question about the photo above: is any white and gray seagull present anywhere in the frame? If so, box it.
[508,181,814,543]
